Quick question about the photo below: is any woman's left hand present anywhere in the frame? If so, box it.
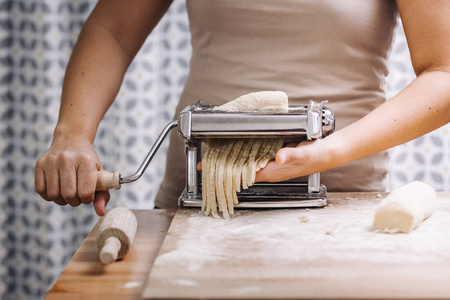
[255,139,336,183]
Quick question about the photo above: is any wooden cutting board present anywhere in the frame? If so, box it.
[143,192,450,299]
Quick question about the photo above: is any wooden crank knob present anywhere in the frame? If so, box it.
[96,171,121,191]
[96,207,138,264]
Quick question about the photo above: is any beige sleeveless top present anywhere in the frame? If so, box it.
[155,0,398,208]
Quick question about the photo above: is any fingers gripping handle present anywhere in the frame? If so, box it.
[96,171,121,191]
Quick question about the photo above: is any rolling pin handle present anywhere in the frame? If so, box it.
[96,171,121,191]
[99,236,121,264]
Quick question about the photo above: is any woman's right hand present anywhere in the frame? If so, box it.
[33,0,175,217]
[35,133,110,216]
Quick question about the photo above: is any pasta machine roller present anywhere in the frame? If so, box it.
[96,100,335,208]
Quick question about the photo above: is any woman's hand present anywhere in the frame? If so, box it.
[34,1,174,216]
[35,133,110,216]
[260,1,450,184]
[255,139,336,183]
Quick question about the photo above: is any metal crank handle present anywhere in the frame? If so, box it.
[95,120,179,191]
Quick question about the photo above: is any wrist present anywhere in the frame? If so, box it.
[321,131,349,170]
[53,122,96,144]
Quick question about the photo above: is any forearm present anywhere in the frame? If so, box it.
[256,70,450,183]
[325,0,450,174]
[54,0,173,143]
[36,0,173,214]
[55,24,130,143]
[327,69,450,167]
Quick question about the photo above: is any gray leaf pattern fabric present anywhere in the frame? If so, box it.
[0,1,189,299]
[0,1,448,299]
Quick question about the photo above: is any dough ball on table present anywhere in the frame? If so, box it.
[373,181,437,233]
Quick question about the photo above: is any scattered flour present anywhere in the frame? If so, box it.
[345,196,359,201]
[171,279,198,287]
[124,281,141,289]
[154,198,450,275]
[298,215,309,223]
[374,228,401,234]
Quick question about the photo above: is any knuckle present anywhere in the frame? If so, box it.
[61,190,78,203]
[79,191,95,204]
[35,179,43,190]
[60,151,75,165]
[66,198,81,207]
[285,154,296,164]
[47,190,61,201]
[35,157,46,169]
[46,153,59,165]
[37,192,50,201]
[79,153,95,165]
[53,199,68,206]
[35,184,45,195]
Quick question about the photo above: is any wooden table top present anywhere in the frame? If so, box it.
[45,192,450,299]
[44,209,176,300]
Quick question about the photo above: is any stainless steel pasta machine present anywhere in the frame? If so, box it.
[96,100,335,208]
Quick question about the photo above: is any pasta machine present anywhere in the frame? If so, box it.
[97,100,335,208]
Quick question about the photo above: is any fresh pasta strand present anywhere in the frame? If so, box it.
[206,139,222,217]
[225,140,244,215]
[201,139,212,212]
[216,140,234,219]
[202,137,284,219]
[235,139,253,192]
[254,139,270,167]
[199,90,289,219]
[256,138,284,171]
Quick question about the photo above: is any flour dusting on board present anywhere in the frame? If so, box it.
[154,198,450,273]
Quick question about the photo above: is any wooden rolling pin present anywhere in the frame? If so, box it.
[96,207,138,264]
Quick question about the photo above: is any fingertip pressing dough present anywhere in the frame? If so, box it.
[373,181,437,233]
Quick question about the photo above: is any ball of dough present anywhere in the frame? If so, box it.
[373,181,436,233]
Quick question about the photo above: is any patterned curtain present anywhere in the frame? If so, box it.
[0,1,448,299]
[0,1,190,299]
